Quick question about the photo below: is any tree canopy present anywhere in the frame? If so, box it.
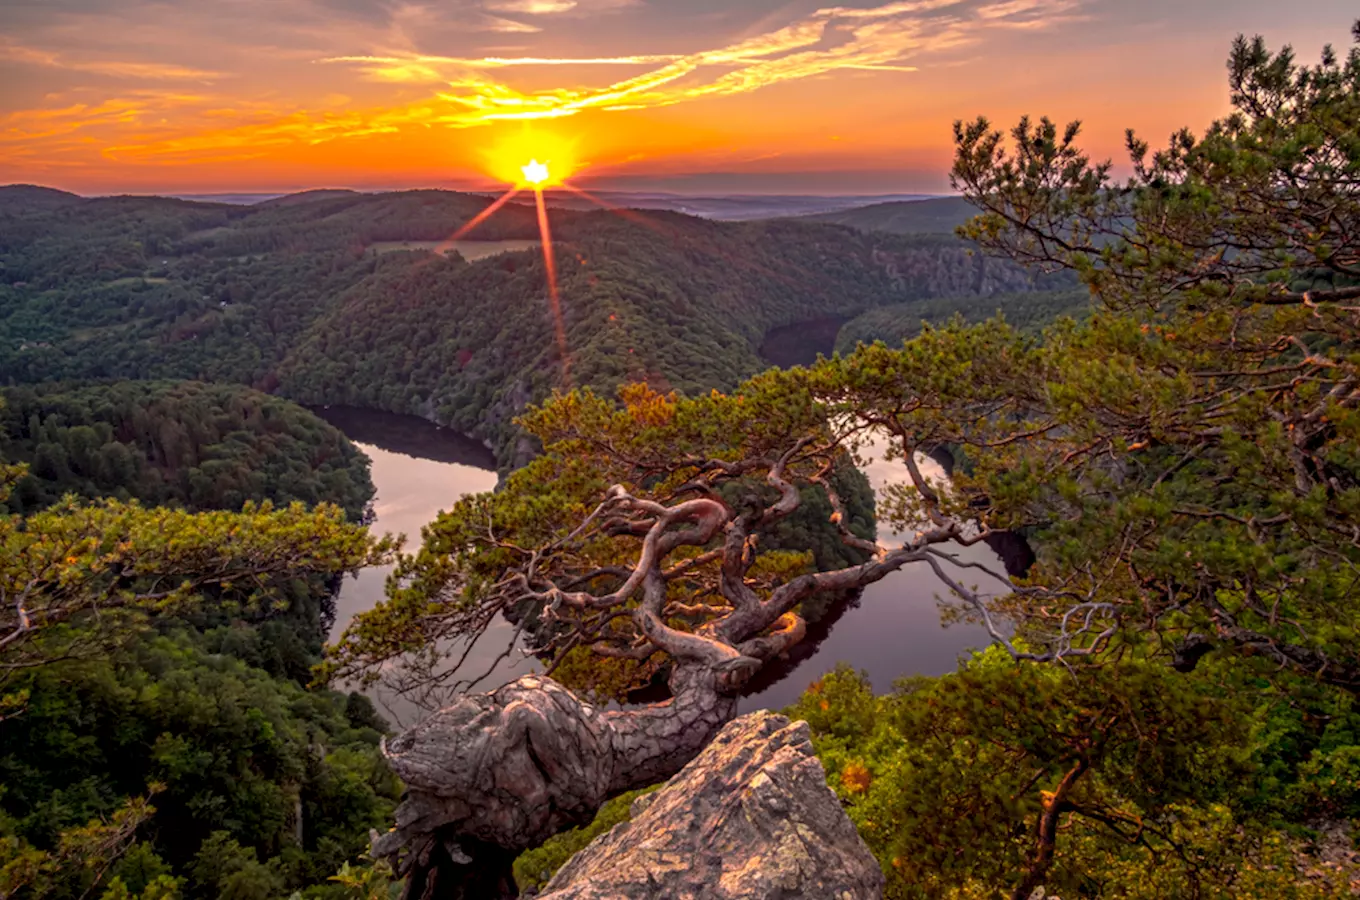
[0,381,374,521]
[942,20,1360,689]
[326,21,1360,897]
[0,390,392,900]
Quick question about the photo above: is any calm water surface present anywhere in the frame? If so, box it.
[312,407,536,726]
[320,407,1009,718]
[738,442,1002,711]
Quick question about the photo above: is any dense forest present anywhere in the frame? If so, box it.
[0,187,1063,465]
[833,288,1091,355]
[0,384,395,900]
[0,381,373,520]
[797,196,978,235]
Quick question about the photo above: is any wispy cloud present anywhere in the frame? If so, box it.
[484,0,578,12]
[0,41,221,81]
[318,0,1079,125]
[0,0,1085,178]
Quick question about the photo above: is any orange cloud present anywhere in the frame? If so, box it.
[0,0,1097,189]
[485,0,579,12]
[320,0,1078,128]
[0,41,221,81]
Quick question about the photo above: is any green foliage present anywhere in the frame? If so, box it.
[789,656,1351,898]
[106,842,180,899]
[833,289,1091,355]
[0,495,388,680]
[0,381,373,522]
[937,21,1360,691]
[187,832,283,900]
[511,788,653,893]
[0,629,400,899]
[323,859,396,900]
[0,790,159,900]
[0,390,393,899]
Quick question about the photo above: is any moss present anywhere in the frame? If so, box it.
[511,787,657,893]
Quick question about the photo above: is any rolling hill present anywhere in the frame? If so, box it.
[0,188,1066,466]
[797,196,977,235]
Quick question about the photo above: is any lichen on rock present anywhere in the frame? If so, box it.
[533,710,884,899]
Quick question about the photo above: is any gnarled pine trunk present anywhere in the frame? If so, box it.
[373,666,737,899]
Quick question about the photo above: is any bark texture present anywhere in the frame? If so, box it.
[533,710,884,900]
[371,670,736,899]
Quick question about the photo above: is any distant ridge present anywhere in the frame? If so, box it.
[256,189,362,208]
[540,191,936,222]
[168,192,290,205]
[797,196,977,235]
[0,184,82,211]
[0,184,952,222]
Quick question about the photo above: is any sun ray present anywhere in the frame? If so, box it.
[434,187,523,252]
[558,183,673,235]
[533,184,570,383]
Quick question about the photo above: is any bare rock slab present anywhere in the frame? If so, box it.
[535,710,884,900]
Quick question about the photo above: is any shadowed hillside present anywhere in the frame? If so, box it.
[0,189,1064,465]
[797,196,976,235]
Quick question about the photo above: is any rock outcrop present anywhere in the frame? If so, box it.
[372,673,738,899]
[533,710,884,900]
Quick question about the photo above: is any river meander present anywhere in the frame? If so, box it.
[317,402,1013,719]
[312,407,535,725]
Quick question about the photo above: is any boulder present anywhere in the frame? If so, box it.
[534,710,884,900]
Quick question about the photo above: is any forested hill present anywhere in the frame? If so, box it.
[834,289,1093,355]
[0,187,1061,465]
[796,196,976,235]
[0,380,374,519]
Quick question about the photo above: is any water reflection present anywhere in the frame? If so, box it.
[318,407,1020,721]
[311,406,497,469]
[738,439,1007,711]
[312,407,534,727]
[759,316,848,369]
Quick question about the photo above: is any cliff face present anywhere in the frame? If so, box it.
[532,711,884,900]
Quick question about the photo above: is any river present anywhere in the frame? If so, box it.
[737,443,1002,710]
[318,404,1013,717]
[312,407,535,725]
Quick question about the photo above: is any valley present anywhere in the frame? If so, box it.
[0,187,1071,722]
[0,186,1073,467]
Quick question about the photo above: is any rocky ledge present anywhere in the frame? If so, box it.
[532,710,884,900]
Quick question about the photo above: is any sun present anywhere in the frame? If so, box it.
[521,159,551,187]
[482,127,577,187]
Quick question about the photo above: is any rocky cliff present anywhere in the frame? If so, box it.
[531,710,884,900]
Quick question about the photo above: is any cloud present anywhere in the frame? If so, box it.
[317,0,1078,125]
[0,41,221,80]
[484,0,578,12]
[484,16,544,33]
[0,0,1086,174]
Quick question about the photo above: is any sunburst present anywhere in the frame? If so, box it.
[435,136,671,384]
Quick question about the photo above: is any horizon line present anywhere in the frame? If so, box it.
[1,182,961,202]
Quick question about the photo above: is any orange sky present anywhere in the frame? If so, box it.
[1,0,1356,195]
